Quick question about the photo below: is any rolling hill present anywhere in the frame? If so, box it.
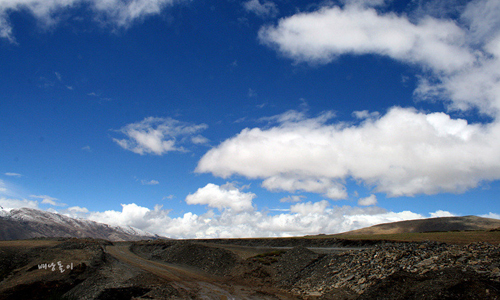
[337,215,500,236]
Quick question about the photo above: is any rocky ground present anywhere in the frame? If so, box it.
[131,239,500,299]
[1,238,499,299]
[283,242,500,299]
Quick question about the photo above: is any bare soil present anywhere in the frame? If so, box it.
[0,236,499,299]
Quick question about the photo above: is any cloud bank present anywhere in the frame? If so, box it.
[83,201,426,238]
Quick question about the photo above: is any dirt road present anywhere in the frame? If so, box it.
[106,243,212,282]
[105,243,289,299]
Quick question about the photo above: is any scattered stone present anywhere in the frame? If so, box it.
[287,241,500,298]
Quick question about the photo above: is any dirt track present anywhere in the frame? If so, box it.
[105,243,211,282]
[105,243,291,299]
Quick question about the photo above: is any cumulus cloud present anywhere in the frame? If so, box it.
[197,107,500,197]
[185,183,255,212]
[0,0,184,42]
[258,4,474,72]
[196,0,500,199]
[1,197,454,238]
[113,117,208,155]
[358,194,377,206]
[87,203,164,230]
[290,200,329,215]
[81,201,428,238]
[243,0,278,18]
[262,175,348,200]
[429,210,455,218]
[258,0,500,117]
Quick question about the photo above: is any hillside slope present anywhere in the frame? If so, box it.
[338,216,500,236]
[0,207,159,241]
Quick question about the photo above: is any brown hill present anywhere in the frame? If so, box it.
[337,216,500,236]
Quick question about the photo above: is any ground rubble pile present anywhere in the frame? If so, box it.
[287,241,500,297]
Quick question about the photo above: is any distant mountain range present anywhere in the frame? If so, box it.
[0,207,160,241]
[338,215,500,236]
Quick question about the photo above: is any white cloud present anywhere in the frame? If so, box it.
[243,0,278,18]
[197,0,500,199]
[191,135,209,145]
[0,196,431,238]
[0,197,39,210]
[353,110,379,120]
[480,212,500,219]
[341,210,423,232]
[290,200,329,215]
[258,0,500,117]
[279,195,305,203]
[4,172,22,177]
[67,206,89,213]
[113,117,208,155]
[197,107,500,197]
[185,183,255,212]
[88,203,161,229]
[429,210,455,218]
[262,175,348,200]
[0,0,184,42]
[141,179,159,185]
[461,0,500,44]
[80,201,426,238]
[30,195,66,206]
[358,194,377,206]
[258,4,474,72]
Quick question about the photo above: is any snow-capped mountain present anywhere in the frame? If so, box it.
[0,207,161,241]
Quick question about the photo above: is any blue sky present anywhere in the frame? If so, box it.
[1,0,500,238]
